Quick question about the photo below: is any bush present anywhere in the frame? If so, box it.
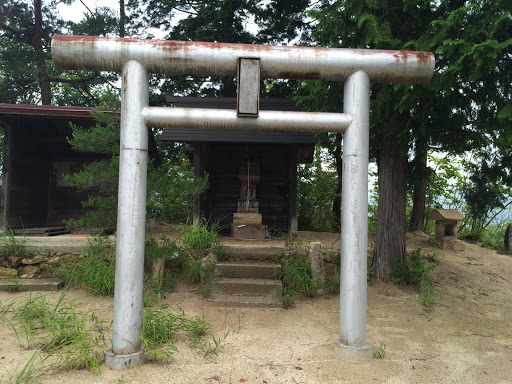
[65,110,207,233]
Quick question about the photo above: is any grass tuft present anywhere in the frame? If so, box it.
[275,237,319,308]
[181,222,221,297]
[0,229,32,260]
[393,248,437,309]
[56,236,116,296]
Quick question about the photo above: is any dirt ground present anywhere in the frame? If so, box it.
[1,230,511,383]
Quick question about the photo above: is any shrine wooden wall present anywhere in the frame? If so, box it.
[1,115,100,230]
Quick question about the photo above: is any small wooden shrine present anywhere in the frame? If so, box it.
[160,97,317,237]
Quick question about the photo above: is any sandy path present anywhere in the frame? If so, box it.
[0,231,511,383]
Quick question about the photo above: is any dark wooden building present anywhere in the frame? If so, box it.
[0,104,103,231]
[160,97,317,234]
[0,100,316,236]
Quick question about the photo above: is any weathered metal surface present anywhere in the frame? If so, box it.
[110,60,148,361]
[143,107,351,133]
[52,35,434,83]
[165,96,304,111]
[338,70,371,350]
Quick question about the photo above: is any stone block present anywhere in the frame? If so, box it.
[233,213,262,225]
[309,242,325,282]
[232,224,267,239]
[0,267,17,278]
[238,199,259,211]
[444,237,465,252]
[8,256,22,267]
[19,265,39,278]
[201,252,217,271]
[21,255,48,265]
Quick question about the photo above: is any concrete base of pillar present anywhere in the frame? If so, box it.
[333,339,373,364]
[105,349,143,369]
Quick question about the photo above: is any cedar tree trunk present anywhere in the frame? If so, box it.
[120,0,125,38]
[371,135,407,282]
[33,0,51,105]
[332,133,342,230]
[409,142,428,232]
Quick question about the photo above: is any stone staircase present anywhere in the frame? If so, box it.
[208,242,284,307]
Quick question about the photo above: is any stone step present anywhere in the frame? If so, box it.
[208,292,282,307]
[220,244,284,261]
[215,262,280,280]
[0,278,64,292]
[13,227,70,236]
[211,277,281,296]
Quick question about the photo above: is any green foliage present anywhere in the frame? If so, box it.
[58,235,183,298]
[0,1,120,106]
[65,110,207,232]
[13,350,47,384]
[302,0,512,279]
[297,146,338,232]
[393,249,437,309]
[57,237,116,296]
[419,151,512,247]
[0,230,32,259]
[0,291,221,377]
[181,222,221,254]
[325,265,340,295]
[144,236,183,302]
[146,160,208,224]
[140,305,217,361]
[374,343,386,359]
[181,222,221,297]
[1,291,108,373]
[276,237,317,308]
[144,236,182,268]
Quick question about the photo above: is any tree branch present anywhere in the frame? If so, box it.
[483,200,512,230]
[49,73,99,84]
[79,0,93,15]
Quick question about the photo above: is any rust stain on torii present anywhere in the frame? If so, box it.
[52,35,435,84]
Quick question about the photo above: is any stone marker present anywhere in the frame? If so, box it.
[505,223,512,254]
[201,252,217,271]
[149,257,165,288]
[309,242,325,283]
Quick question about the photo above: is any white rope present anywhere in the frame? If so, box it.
[246,158,250,209]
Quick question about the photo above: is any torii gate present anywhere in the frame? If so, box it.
[52,35,434,369]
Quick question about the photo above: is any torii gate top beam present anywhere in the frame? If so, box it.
[52,35,434,84]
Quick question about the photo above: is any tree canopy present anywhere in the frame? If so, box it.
[0,0,510,276]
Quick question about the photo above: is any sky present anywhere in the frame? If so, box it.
[57,0,115,23]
